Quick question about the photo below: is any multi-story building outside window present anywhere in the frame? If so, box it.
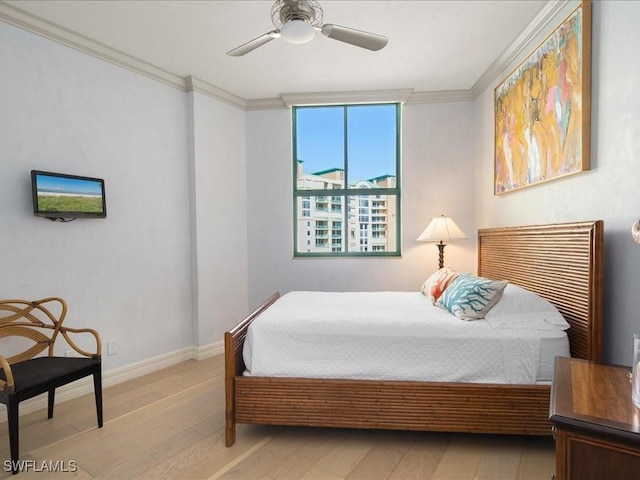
[293,103,400,256]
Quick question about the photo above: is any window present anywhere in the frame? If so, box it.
[293,103,401,257]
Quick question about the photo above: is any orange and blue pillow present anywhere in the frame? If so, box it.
[436,273,508,320]
[420,267,460,304]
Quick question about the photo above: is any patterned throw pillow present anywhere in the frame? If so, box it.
[436,273,508,320]
[420,267,460,304]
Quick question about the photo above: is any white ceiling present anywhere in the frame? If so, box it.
[4,0,549,101]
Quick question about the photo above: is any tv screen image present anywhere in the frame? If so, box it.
[31,170,107,219]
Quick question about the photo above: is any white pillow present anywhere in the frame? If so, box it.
[484,284,570,330]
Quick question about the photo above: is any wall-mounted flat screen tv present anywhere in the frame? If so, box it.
[31,170,107,219]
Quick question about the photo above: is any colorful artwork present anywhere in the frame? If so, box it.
[494,1,591,194]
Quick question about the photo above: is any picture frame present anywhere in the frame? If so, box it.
[494,0,591,195]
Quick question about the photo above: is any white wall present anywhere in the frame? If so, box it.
[246,102,476,308]
[473,1,640,366]
[0,21,194,368]
[188,91,249,343]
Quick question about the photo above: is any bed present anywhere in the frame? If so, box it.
[224,220,603,447]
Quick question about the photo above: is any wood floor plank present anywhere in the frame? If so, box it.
[345,431,418,480]
[388,432,451,480]
[474,435,522,480]
[345,444,405,480]
[28,381,217,463]
[269,428,344,480]
[149,431,227,480]
[430,434,486,480]
[304,429,374,479]
[175,430,270,480]
[299,467,342,480]
[98,427,206,479]
[196,426,286,480]
[516,437,556,480]
[219,427,323,480]
[0,423,80,464]
[105,373,193,401]
[78,388,218,475]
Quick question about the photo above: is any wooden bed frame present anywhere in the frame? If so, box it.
[224,220,603,447]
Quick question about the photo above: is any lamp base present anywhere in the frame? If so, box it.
[437,242,446,269]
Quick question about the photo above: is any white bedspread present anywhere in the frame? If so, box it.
[243,291,569,384]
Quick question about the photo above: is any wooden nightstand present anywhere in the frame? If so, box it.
[549,357,640,480]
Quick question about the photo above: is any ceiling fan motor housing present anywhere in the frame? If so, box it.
[271,0,323,29]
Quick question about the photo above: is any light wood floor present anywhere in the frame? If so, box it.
[0,355,556,479]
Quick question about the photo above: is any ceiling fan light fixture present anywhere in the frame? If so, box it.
[280,19,317,44]
[227,0,387,56]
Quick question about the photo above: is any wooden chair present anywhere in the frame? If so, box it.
[0,297,102,474]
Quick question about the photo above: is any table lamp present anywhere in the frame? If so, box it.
[417,215,467,269]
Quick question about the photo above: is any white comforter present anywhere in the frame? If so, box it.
[244,291,558,384]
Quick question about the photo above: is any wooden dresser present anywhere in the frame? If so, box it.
[550,357,640,480]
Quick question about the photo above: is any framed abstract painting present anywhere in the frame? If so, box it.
[494,0,591,194]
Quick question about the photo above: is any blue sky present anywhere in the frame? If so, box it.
[36,173,102,195]
[295,104,397,182]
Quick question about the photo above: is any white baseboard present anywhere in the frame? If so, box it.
[0,340,223,422]
[194,341,224,361]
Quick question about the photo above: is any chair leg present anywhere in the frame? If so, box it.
[47,389,55,419]
[93,369,103,428]
[7,397,19,474]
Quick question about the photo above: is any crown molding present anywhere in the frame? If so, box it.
[246,88,475,110]
[471,0,571,97]
[186,76,247,110]
[246,97,288,111]
[406,89,475,104]
[280,89,414,108]
[0,1,186,91]
[248,88,424,110]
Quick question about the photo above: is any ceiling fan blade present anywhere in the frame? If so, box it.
[227,30,280,56]
[320,24,387,51]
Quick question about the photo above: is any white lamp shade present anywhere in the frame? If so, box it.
[417,215,467,243]
[280,20,317,44]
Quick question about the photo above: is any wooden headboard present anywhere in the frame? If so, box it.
[478,220,603,363]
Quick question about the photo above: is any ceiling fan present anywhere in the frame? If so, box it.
[226,0,388,56]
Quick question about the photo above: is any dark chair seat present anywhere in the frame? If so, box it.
[0,357,100,395]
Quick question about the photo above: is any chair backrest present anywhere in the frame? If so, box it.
[0,297,67,364]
